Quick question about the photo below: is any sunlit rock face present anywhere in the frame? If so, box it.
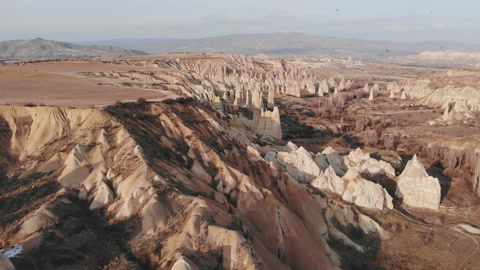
[276,146,321,183]
[396,155,441,210]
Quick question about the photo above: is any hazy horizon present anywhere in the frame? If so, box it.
[2,0,480,44]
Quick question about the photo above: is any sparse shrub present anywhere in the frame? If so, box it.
[136,97,147,106]
[382,134,394,150]
[355,117,369,132]
[359,129,378,146]
[113,100,123,107]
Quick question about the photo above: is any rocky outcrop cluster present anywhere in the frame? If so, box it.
[266,145,395,210]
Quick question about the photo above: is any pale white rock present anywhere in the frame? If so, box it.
[134,145,144,157]
[284,141,299,152]
[106,168,115,180]
[276,147,320,183]
[58,144,90,188]
[342,178,385,210]
[312,166,345,195]
[368,87,374,101]
[322,146,345,176]
[343,167,360,181]
[89,180,115,210]
[171,256,201,270]
[359,159,395,178]
[256,107,282,140]
[344,148,370,166]
[383,188,394,210]
[344,148,395,178]
[363,83,369,93]
[395,155,441,210]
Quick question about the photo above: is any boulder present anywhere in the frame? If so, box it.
[344,148,395,178]
[89,181,115,210]
[277,147,320,183]
[322,147,345,176]
[284,141,298,152]
[395,155,441,209]
[264,151,281,172]
[314,153,329,172]
[312,166,345,195]
[342,178,385,210]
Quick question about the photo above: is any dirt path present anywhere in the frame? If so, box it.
[451,224,480,270]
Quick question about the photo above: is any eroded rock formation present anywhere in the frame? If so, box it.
[396,155,441,209]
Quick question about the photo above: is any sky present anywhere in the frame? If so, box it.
[1,0,480,44]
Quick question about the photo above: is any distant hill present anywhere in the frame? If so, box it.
[103,33,480,60]
[407,50,480,67]
[74,38,175,49]
[0,38,148,59]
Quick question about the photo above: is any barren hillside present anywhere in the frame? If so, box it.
[0,38,147,60]
[1,54,480,270]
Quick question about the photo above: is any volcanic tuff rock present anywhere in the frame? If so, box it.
[2,53,443,269]
[0,103,338,269]
[276,146,321,183]
[255,107,282,139]
[343,148,395,178]
[321,146,346,176]
[396,155,441,209]
[342,177,385,210]
[312,166,346,196]
[311,165,392,211]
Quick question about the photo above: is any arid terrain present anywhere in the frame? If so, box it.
[1,53,480,270]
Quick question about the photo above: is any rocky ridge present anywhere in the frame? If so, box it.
[0,38,147,59]
[1,53,476,269]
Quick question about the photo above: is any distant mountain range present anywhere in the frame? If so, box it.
[0,38,147,60]
[79,33,480,60]
[3,33,480,61]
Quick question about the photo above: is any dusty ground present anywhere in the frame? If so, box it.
[0,61,178,107]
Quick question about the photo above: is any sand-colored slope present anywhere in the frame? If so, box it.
[0,102,339,269]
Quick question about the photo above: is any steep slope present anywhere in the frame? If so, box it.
[0,38,147,59]
[0,102,337,269]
